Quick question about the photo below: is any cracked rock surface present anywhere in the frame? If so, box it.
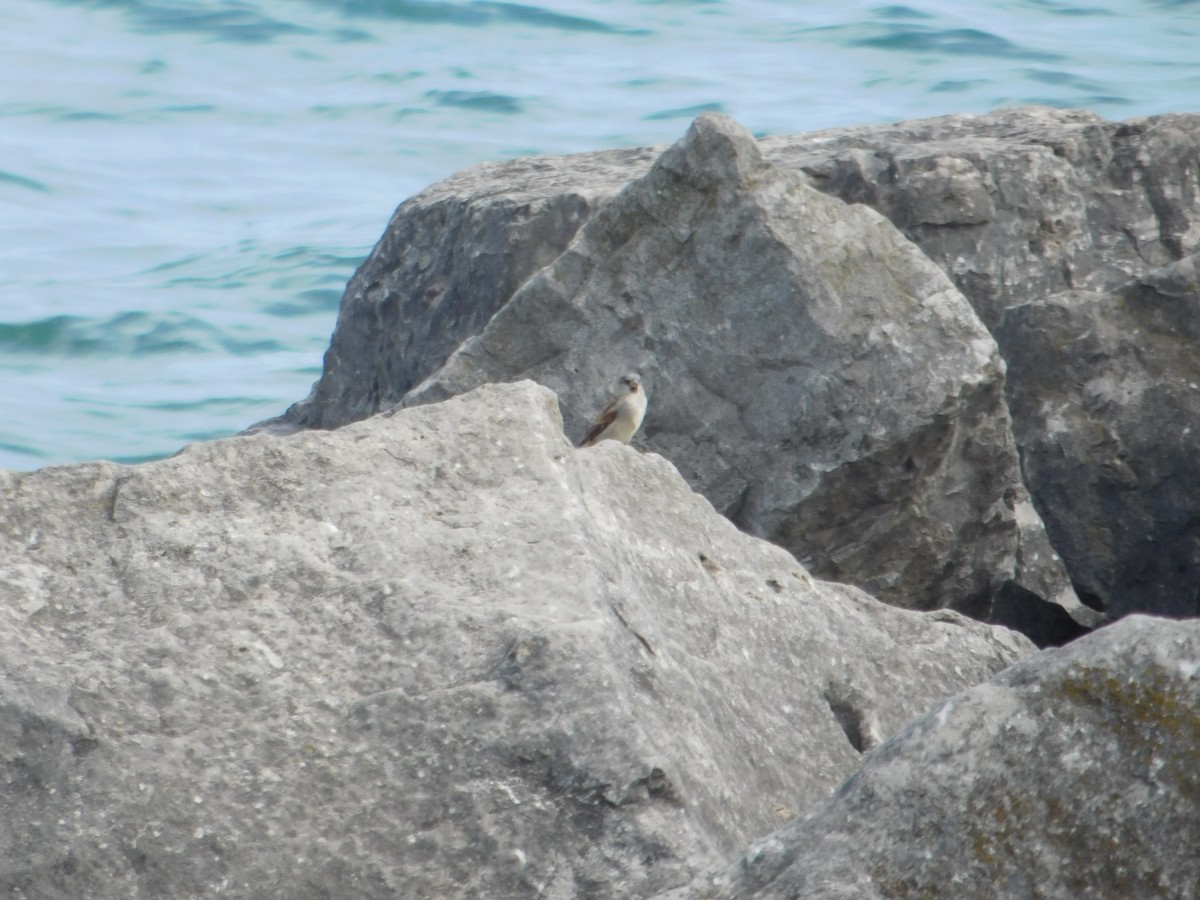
[399,113,1040,622]
[264,106,1200,634]
[0,381,1031,898]
[693,615,1200,900]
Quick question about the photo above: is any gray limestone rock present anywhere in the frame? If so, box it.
[403,113,1035,621]
[694,614,1200,900]
[271,147,660,432]
[997,254,1200,620]
[770,109,1200,624]
[260,106,1200,632]
[0,381,1032,899]
[766,106,1200,330]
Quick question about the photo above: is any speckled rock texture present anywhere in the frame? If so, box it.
[771,106,1200,624]
[767,106,1200,331]
[400,114,1063,628]
[0,381,1031,899]
[997,254,1200,620]
[691,614,1200,900]
[269,109,1200,639]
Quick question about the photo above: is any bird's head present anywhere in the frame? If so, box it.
[621,373,642,394]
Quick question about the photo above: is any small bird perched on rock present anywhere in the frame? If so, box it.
[579,373,647,447]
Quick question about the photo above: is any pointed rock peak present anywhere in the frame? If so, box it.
[588,113,776,243]
[651,112,771,192]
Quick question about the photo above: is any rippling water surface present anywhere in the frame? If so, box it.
[3,0,1199,469]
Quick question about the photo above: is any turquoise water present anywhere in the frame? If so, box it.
[3,0,1199,470]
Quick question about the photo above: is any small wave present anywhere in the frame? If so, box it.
[333,0,634,34]
[263,289,343,318]
[57,110,122,123]
[101,0,310,42]
[644,102,725,122]
[0,439,47,460]
[1023,94,1132,108]
[142,397,265,413]
[271,247,366,270]
[426,90,524,114]
[0,170,51,193]
[1037,4,1117,17]
[0,311,283,358]
[1024,69,1107,91]
[931,79,988,93]
[159,104,218,114]
[874,5,935,19]
[0,316,91,353]
[847,25,1065,62]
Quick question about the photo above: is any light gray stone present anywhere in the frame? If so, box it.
[0,381,1032,899]
[766,106,1200,330]
[257,110,1112,637]
[261,106,1200,634]
[402,114,1036,622]
[694,614,1200,900]
[268,147,660,432]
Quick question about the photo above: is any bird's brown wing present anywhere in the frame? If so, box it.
[579,399,619,447]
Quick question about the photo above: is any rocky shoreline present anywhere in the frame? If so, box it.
[4,107,1200,897]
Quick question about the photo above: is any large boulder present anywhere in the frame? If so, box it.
[257,111,1109,639]
[400,113,1052,624]
[997,253,1200,619]
[773,107,1200,622]
[262,107,1200,630]
[0,381,1031,899]
[768,106,1200,330]
[694,614,1200,900]
[275,147,659,431]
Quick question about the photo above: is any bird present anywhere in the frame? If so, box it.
[579,373,647,448]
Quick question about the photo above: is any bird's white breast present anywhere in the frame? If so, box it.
[607,391,647,442]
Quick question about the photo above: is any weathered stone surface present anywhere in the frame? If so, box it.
[272,147,660,431]
[997,253,1200,620]
[767,106,1200,330]
[400,114,1037,621]
[261,106,1200,631]
[0,381,1032,899]
[990,491,1104,646]
[771,109,1200,623]
[691,615,1200,900]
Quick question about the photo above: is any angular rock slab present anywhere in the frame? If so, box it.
[766,106,1200,330]
[696,615,1200,899]
[274,145,659,431]
[998,253,1200,620]
[769,109,1200,624]
[0,382,1031,898]
[406,114,1031,619]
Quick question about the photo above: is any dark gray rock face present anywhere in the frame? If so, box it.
[771,108,1200,622]
[997,254,1200,620]
[0,381,1031,899]
[401,114,1045,622]
[695,615,1200,900]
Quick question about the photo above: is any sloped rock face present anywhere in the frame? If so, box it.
[275,148,659,431]
[696,615,1200,900]
[997,254,1200,619]
[772,108,1200,623]
[262,106,1200,630]
[0,382,1031,899]
[404,114,1035,620]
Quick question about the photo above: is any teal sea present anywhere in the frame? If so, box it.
[3,0,1199,470]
